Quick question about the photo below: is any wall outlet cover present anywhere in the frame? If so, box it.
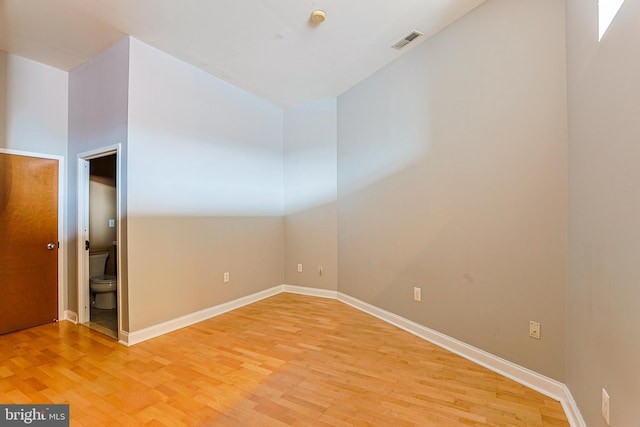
[413,287,421,302]
[529,321,541,339]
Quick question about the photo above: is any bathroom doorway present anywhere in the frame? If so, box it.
[77,146,121,340]
[87,154,117,338]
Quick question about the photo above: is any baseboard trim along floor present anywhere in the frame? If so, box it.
[82,284,586,427]
[334,292,586,427]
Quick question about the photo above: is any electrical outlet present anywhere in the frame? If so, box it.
[529,321,541,339]
[413,287,421,302]
[318,266,324,276]
[297,264,303,273]
[602,388,610,425]
[223,272,230,283]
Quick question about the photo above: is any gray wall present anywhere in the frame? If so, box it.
[337,0,568,380]
[283,99,338,290]
[0,52,68,155]
[68,38,130,328]
[566,0,640,425]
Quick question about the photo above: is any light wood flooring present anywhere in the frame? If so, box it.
[0,293,569,426]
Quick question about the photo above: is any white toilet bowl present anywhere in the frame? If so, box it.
[90,275,117,309]
[89,252,117,310]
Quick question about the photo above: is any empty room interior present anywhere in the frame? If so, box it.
[0,0,638,425]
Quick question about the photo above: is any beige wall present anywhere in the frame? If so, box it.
[566,0,640,424]
[68,38,130,327]
[337,0,567,380]
[284,203,337,290]
[126,39,285,331]
[127,216,283,330]
[89,177,117,251]
[283,99,337,290]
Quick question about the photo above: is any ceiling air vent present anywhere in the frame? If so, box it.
[391,30,424,50]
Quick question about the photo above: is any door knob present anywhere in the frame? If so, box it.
[47,242,56,250]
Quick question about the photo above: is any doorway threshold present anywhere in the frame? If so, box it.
[88,305,118,339]
[86,322,117,339]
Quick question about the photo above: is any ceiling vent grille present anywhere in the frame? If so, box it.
[391,30,424,50]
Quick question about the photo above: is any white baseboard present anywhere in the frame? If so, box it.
[118,330,129,346]
[126,285,283,346]
[335,292,586,427]
[560,384,587,427]
[337,293,563,398]
[64,310,78,324]
[282,284,338,299]
[118,284,585,426]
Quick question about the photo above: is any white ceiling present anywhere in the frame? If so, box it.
[0,0,486,107]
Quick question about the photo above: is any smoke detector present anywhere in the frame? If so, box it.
[391,30,424,50]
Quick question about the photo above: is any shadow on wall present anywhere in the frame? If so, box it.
[338,145,566,380]
[126,214,285,331]
[284,200,337,291]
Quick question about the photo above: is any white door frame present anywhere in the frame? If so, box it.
[0,148,66,321]
[76,144,122,334]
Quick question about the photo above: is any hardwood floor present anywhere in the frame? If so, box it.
[0,293,569,426]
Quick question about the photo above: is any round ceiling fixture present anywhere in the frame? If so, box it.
[311,10,326,23]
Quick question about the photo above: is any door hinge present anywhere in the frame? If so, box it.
[85,240,90,250]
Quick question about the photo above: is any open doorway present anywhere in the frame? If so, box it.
[88,154,117,337]
[77,146,121,339]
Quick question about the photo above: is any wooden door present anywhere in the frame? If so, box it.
[0,153,58,334]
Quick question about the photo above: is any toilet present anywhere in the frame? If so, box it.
[89,252,117,310]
